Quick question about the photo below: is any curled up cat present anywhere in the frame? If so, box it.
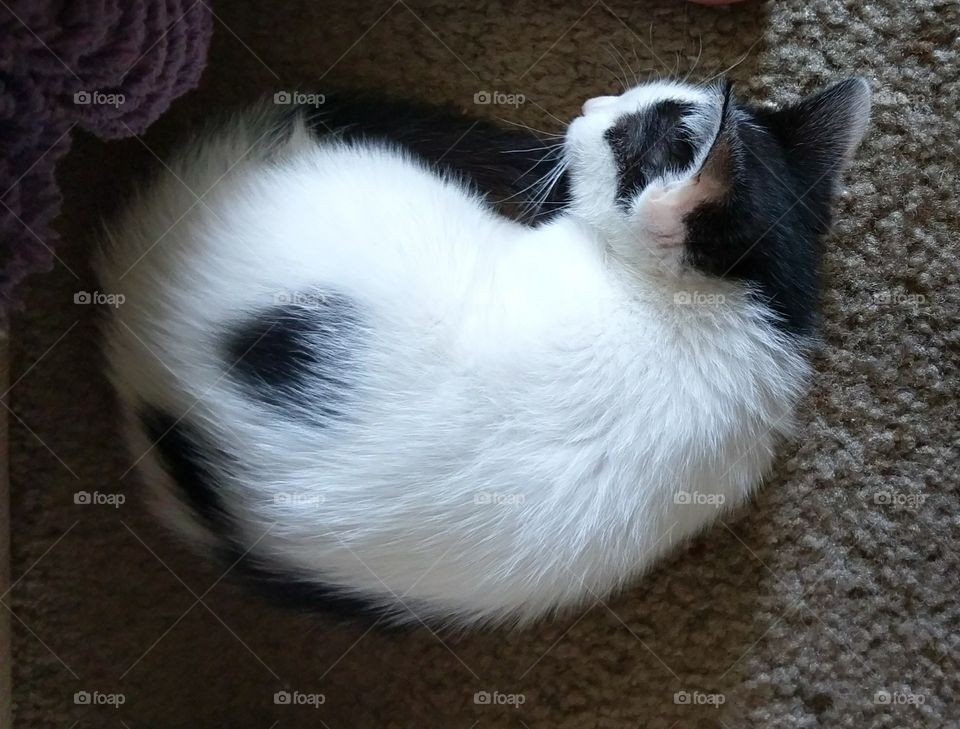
[97,77,871,627]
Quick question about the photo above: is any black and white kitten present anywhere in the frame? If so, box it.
[98,78,870,626]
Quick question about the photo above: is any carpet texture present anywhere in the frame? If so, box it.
[8,0,959,727]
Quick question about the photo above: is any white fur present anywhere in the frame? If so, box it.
[98,84,811,627]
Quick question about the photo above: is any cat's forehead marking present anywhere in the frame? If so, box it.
[579,83,715,127]
[603,99,699,209]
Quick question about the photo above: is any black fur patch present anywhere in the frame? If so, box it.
[223,547,419,628]
[140,406,232,531]
[139,404,411,626]
[682,104,837,338]
[225,295,360,421]
[686,80,870,337]
[604,100,697,209]
[289,91,569,224]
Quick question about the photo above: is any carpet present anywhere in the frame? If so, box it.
[8,0,960,726]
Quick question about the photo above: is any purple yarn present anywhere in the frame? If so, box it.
[0,0,213,307]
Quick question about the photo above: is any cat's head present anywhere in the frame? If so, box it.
[564,78,871,334]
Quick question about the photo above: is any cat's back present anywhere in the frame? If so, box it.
[97,110,539,393]
[101,114,511,300]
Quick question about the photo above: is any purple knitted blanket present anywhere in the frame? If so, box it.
[0,0,213,307]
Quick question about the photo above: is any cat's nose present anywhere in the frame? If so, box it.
[581,95,618,115]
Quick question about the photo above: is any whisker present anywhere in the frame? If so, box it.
[683,35,703,84]
[631,44,648,85]
[604,43,631,91]
[500,175,550,204]
[600,61,628,92]
[517,158,565,217]
[522,156,569,219]
[496,117,565,139]
[542,160,570,209]
[499,146,566,203]
[526,100,569,129]
[618,42,642,86]
[498,143,565,154]
[702,35,763,84]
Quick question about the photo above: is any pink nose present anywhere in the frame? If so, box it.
[581,95,617,115]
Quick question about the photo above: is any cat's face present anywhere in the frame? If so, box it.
[564,78,871,293]
[565,80,726,256]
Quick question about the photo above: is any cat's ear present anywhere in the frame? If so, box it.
[769,77,871,177]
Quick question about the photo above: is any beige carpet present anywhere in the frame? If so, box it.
[9,0,960,726]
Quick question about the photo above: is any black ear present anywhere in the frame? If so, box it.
[766,78,871,182]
